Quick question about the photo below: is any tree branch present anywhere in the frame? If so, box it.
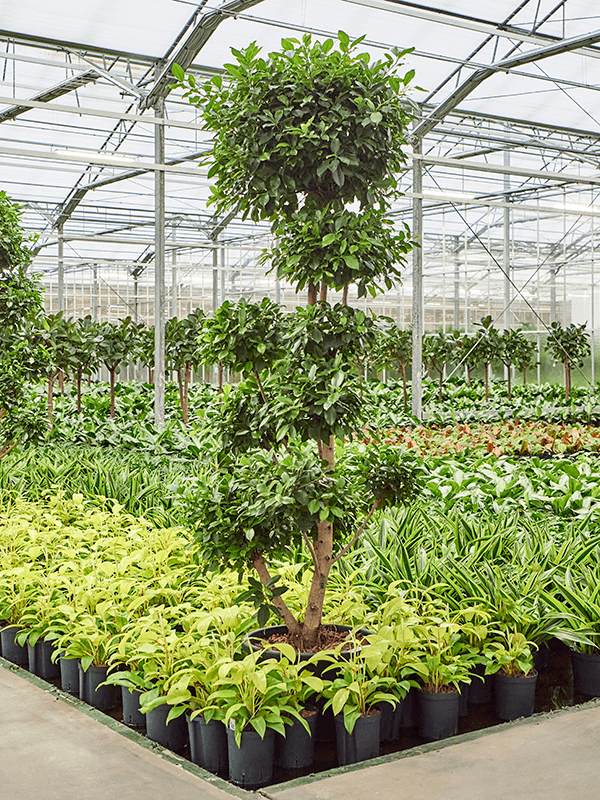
[331,499,380,564]
[252,551,301,633]
[300,529,319,571]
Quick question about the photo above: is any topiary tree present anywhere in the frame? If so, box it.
[545,321,590,402]
[375,324,412,407]
[497,328,528,400]
[513,333,538,386]
[474,316,503,402]
[423,331,456,402]
[0,192,48,457]
[165,309,206,424]
[175,33,419,649]
[96,317,142,418]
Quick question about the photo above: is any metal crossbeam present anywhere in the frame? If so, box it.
[0,69,100,123]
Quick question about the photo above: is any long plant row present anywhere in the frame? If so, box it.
[1,495,599,743]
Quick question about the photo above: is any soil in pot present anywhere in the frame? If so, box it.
[0,627,28,667]
[227,727,275,789]
[187,713,228,774]
[121,687,146,730]
[78,663,117,711]
[27,640,60,680]
[417,687,460,742]
[275,708,318,769]
[334,708,381,766]
[146,704,188,752]
[494,671,538,721]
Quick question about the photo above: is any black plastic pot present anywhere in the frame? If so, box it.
[458,681,470,717]
[0,627,28,667]
[334,710,381,766]
[78,663,118,711]
[27,640,60,680]
[377,700,396,743]
[187,713,228,774]
[121,687,146,730]
[398,686,417,731]
[572,651,600,697]
[494,671,538,721]
[417,689,460,742]
[275,709,318,769]
[469,663,493,704]
[533,643,550,673]
[59,656,80,695]
[227,727,275,789]
[146,704,188,752]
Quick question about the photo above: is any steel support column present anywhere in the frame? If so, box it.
[57,223,64,313]
[412,136,424,420]
[154,97,166,428]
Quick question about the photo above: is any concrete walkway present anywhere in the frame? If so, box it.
[267,702,600,800]
[3,657,600,800]
[0,660,242,800]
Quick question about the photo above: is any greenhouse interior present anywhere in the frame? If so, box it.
[4,1,600,797]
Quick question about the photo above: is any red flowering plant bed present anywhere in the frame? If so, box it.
[360,421,600,459]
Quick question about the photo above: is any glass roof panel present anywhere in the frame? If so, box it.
[1,0,192,57]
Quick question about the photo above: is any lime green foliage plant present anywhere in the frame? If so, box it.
[320,639,401,734]
[483,629,536,677]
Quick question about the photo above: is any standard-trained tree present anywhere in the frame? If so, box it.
[175,33,419,649]
[96,317,142,418]
[375,324,412,407]
[545,321,590,402]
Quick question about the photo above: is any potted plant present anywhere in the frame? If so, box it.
[173,32,419,654]
[320,640,400,765]
[206,649,318,789]
[414,614,474,742]
[483,628,538,720]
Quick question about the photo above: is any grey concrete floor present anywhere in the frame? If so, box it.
[267,703,600,800]
[0,662,241,800]
[3,659,600,800]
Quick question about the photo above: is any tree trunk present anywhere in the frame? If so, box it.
[109,367,116,418]
[523,367,527,385]
[149,366,154,385]
[183,362,191,426]
[302,436,335,648]
[485,362,490,402]
[342,284,349,306]
[47,372,55,429]
[252,551,302,637]
[466,366,472,387]
[177,368,184,414]
[319,283,328,302]
[565,358,571,402]
[307,280,318,307]
[401,364,407,407]
[76,369,82,414]
[438,370,443,402]
[58,369,65,396]
[218,362,224,393]
[506,364,512,400]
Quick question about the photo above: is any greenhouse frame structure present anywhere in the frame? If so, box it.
[4,0,600,417]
